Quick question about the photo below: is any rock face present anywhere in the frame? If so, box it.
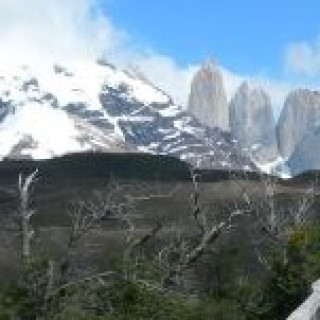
[288,125,320,175]
[188,59,229,131]
[277,89,320,160]
[229,82,279,163]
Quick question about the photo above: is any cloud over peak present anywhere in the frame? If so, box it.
[0,0,306,114]
[285,36,320,77]
[0,0,125,61]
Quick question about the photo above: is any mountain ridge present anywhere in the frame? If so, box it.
[2,56,320,177]
[0,58,254,172]
[188,61,320,177]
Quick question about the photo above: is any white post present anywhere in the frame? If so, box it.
[287,280,320,320]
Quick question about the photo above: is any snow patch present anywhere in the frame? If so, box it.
[0,103,91,159]
[157,105,181,117]
[255,156,292,179]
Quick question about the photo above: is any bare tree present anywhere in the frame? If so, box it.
[230,170,318,269]
[14,166,282,316]
[18,169,38,261]
[157,167,251,287]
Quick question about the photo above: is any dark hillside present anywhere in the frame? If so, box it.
[0,152,192,183]
[0,153,319,290]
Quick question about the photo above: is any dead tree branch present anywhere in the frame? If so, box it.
[18,169,38,261]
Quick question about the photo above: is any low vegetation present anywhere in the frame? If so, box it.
[0,167,319,319]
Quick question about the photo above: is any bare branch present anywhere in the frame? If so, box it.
[46,270,116,301]
[18,169,38,261]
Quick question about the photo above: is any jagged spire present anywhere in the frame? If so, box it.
[201,57,218,72]
[238,81,249,92]
[188,57,229,131]
[229,80,278,164]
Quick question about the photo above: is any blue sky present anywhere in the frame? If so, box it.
[102,0,320,81]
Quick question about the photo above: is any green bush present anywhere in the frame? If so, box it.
[44,279,199,320]
[3,221,320,320]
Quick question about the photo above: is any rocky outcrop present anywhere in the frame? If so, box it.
[287,125,320,175]
[277,89,320,160]
[188,59,229,131]
[229,82,279,163]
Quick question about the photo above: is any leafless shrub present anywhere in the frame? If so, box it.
[13,165,318,317]
[230,171,318,269]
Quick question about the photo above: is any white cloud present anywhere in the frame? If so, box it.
[0,0,196,105]
[285,37,320,76]
[130,54,198,106]
[0,0,299,115]
[0,0,126,62]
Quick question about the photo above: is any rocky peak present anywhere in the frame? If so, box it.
[188,59,229,131]
[288,124,320,175]
[277,89,320,160]
[201,58,219,74]
[229,81,279,163]
[237,81,266,98]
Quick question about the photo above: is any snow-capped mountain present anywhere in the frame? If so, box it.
[0,58,254,171]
